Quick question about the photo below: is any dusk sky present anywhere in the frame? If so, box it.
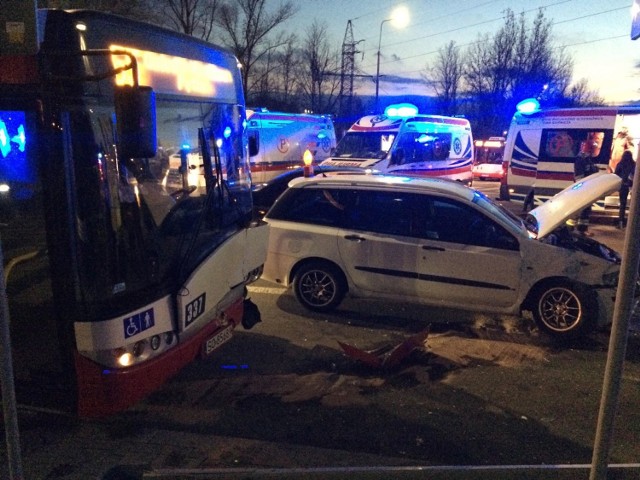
[286,0,637,105]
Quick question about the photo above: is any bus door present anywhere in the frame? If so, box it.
[0,103,77,410]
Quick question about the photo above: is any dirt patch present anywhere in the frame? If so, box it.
[428,332,550,369]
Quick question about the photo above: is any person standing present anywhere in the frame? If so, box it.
[614,150,635,229]
[574,140,599,235]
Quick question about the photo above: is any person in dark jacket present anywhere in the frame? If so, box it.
[614,150,635,229]
[574,141,599,235]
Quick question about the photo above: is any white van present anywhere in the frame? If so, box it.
[320,104,474,184]
[247,109,337,183]
[502,102,640,209]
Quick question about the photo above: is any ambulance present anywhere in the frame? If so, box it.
[501,99,640,209]
[320,104,474,184]
[247,109,337,183]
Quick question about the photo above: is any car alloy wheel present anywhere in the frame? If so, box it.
[532,280,596,338]
[293,261,347,312]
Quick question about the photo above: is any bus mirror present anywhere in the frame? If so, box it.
[115,86,157,158]
[248,136,258,157]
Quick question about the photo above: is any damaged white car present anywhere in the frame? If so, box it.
[262,172,623,339]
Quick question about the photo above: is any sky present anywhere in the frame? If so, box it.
[284,0,638,105]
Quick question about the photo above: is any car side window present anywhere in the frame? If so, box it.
[348,190,413,236]
[424,197,518,250]
[268,187,351,227]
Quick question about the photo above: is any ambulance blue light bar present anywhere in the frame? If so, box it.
[516,98,540,115]
[385,103,419,118]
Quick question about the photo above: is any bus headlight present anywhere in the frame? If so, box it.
[80,330,178,369]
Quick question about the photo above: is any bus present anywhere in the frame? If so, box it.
[320,104,474,184]
[0,9,268,417]
[472,136,506,181]
[247,109,337,184]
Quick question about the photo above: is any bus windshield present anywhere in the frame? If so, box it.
[69,98,251,315]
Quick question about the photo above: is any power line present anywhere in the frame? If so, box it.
[363,3,630,76]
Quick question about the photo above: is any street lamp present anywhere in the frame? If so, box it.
[375,6,409,113]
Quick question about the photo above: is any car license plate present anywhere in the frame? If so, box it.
[203,326,233,356]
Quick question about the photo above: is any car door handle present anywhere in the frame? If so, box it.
[422,245,445,251]
[344,235,366,242]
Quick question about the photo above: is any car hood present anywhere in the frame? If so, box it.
[528,172,622,238]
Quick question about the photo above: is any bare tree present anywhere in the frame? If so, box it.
[561,78,605,107]
[216,0,298,100]
[296,21,341,113]
[462,8,576,136]
[422,41,464,114]
[148,0,221,40]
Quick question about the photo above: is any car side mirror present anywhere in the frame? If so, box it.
[115,86,157,159]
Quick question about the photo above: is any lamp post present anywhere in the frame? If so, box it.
[374,18,390,114]
[374,6,409,114]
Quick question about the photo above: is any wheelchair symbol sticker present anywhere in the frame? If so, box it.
[123,308,155,339]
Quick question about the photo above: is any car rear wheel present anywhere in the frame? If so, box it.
[293,261,347,312]
[530,280,597,338]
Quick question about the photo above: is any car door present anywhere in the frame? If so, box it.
[413,195,522,308]
[337,189,428,298]
[337,190,522,308]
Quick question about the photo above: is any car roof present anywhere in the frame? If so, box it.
[286,174,476,202]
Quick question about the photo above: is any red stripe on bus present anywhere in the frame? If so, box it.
[250,161,303,172]
[390,165,471,176]
[249,114,324,123]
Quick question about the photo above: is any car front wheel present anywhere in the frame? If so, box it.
[293,261,347,312]
[531,280,597,338]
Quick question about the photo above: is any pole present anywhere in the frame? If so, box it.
[0,236,24,480]
[374,18,390,114]
[589,165,640,479]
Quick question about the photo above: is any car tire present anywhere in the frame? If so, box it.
[530,280,597,338]
[293,261,347,312]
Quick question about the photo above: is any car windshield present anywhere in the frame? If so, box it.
[334,131,394,159]
[471,189,525,235]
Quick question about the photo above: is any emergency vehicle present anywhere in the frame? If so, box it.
[501,99,640,208]
[247,109,337,183]
[320,104,474,184]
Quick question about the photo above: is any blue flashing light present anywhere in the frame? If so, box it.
[384,103,419,118]
[317,132,327,139]
[223,126,232,139]
[14,124,25,152]
[0,120,10,157]
[572,182,584,190]
[221,364,249,370]
[516,98,540,115]
[181,143,190,150]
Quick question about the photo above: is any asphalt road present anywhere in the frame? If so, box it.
[2,182,639,480]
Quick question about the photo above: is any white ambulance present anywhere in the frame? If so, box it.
[320,104,474,184]
[502,100,640,209]
[247,109,337,183]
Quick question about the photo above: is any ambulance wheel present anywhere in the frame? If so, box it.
[293,261,347,312]
[530,280,597,339]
